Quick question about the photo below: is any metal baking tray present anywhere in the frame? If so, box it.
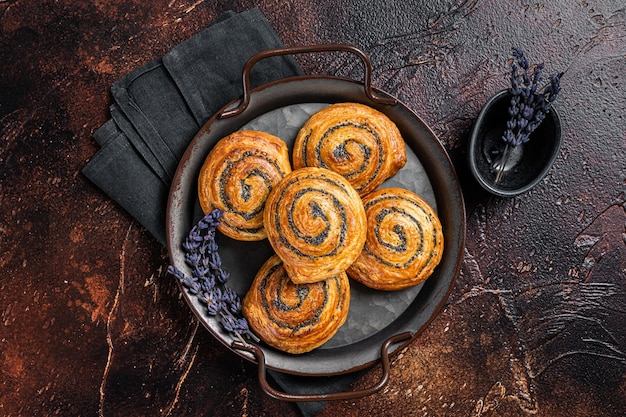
[166,45,465,401]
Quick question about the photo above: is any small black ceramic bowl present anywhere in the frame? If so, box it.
[467,90,562,197]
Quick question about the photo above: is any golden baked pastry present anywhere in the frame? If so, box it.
[242,255,350,354]
[293,102,407,196]
[198,130,291,241]
[347,187,444,291]
[263,167,367,284]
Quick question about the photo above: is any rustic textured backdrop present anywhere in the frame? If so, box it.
[1,0,624,416]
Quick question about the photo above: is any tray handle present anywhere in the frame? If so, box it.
[220,44,397,118]
[231,331,412,402]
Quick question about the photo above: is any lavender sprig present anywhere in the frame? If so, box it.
[168,209,258,344]
[495,47,563,183]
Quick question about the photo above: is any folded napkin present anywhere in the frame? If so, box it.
[84,8,303,244]
[82,8,368,417]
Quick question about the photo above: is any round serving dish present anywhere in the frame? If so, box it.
[166,45,466,399]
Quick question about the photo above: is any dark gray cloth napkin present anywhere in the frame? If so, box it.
[82,8,368,417]
[83,8,304,245]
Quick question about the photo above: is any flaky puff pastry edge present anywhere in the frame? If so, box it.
[347,187,444,291]
[293,102,406,196]
[198,130,291,241]
[242,255,350,354]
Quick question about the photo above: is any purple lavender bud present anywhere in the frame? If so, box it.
[535,111,546,124]
[223,315,250,334]
[197,217,211,230]
[205,209,223,227]
[185,252,202,267]
[522,123,534,135]
[204,231,216,242]
[192,265,210,279]
[188,223,200,236]
[518,117,528,130]
[545,73,563,102]
[220,314,237,332]
[510,64,518,82]
[205,288,226,314]
[229,298,242,315]
[207,300,221,316]
[512,47,524,58]
[185,279,201,295]
[217,269,230,284]
[197,244,208,257]
[189,229,204,242]
[209,251,222,270]
[204,240,219,253]
[201,276,216,292]
[518,55,529,70]
[167,265,185,281]
[237,318,250,332]
[531,63,544,94]
[522,105,534,119]
[222,288,242,314]
[211,287,222,300]
[182,236,202,252]
[222,286,237,301]
[506,119,516,130]
[502,130,515,145]
[515,133,529,146]
[200,256,212,269]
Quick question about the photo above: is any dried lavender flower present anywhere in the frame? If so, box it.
[502,48,563,147]
[168,209,258,343]
[494,48,563,183]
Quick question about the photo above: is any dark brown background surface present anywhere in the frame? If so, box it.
[1,0,625,416]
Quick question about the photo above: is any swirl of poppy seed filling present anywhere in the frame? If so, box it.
[365,194,438,273]
[217,150,286,234]
[272,175,349,260]
[301,121,384,193]
[258,263,333,332]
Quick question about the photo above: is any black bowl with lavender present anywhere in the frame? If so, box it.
[468,89,562,197]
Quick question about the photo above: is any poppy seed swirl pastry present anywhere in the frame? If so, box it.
[263,167,367,284]
[242,255,350,354]
[347,188,444,291]
[293,102,407,196]
[198,130,291,241]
